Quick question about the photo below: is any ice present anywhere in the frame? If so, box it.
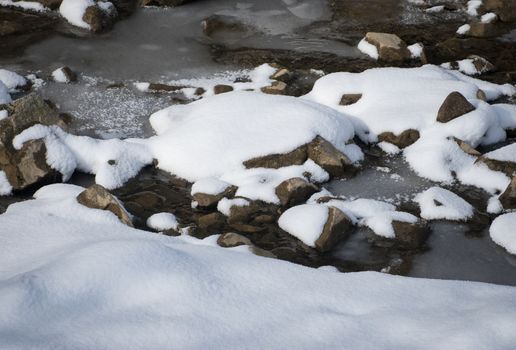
[415,187,474,221]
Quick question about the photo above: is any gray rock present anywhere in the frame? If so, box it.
[392,220,430,249]
[339,93,362,106]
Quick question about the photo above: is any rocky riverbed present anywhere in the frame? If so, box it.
[1,0,516,286]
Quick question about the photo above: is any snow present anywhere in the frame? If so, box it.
[481,12,497,23]
[217,197,250,216]
[490,212,516,255]
[466,0,482,16]
[278,204,329,247]
[442,58,492,76]
[148,91,356,181]
[407,43,423,58]
[0,0,47,12]
[59,0,95,30]
[425,5,444,13]
[0,69,27,92]
[357,38,379,60]
[2,186,516,350]
[146,212,179,231]
[0,109,7,121]
[456,24,470,35]
[0,171,12,196]
[487,196,503,214]
[483,143,516,163]
[415,187,474,221]
[191,177,232,196]
[0,81,10,104]
[52,67,71,83]
[377,141,401,155]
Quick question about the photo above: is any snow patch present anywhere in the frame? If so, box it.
[490,212,516,254]
[415,187,474,221]
[147,212,179,231]
[278,204,329,247]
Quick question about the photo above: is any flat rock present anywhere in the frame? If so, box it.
[244,145,307,169]
[193,185,237,209]
[261,81,287,95]
[364,32,411,62]
[213,84,234,94]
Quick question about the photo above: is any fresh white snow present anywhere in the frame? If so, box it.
[357,38,379,60]
[191,177,232,196]
[0,0,47,12]
[0,69,27,92]
[0,171,12,196]
[490,212,516,255]
[51,67,72,83]
[0,81,10,104]
[59,0,95,29]
[146,212,179,231]
[456,24,470,35]
[415,187,474,221]
[483,143,516,163]
[278,204,329,246]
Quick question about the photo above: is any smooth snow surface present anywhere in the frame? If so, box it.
[0,171,12,196]
[278,204,329,246]
[357,38,379,60]
[191,178,232,195]
[2,186,516,349]
[490,213,516,255]
[59,0,95,29]
[456,24,470,35]
[148,91,355,181]
[0,81,10,104]
[0,69,27,91]
[415,187,474,221]
[484,143,516,163]
[146,212,179,231]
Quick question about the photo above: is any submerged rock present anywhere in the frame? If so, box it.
[77,184,133,227]
[392,220,430,249]
[436,92,475,123]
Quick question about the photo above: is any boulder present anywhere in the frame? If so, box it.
[275,177,318,207]
[436,92,475,123]
[483,0,516,22]
[467,22,497,38]
[364,32,411,62]
[392,220,430,249]
[469,55,495,75]
[339,93,362,106]
[307,136,354,177]
[76,184,133,227]
[193,185,237,209]
[377,129,420,148]
[261,81,287,95]
[314,206,353,252]
[213,84,233,94]
[499,177,516,210]
[196,212,226,236]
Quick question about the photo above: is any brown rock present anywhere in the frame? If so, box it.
[213,84,234,94]
[378,129,420,149]
[193,185,237,209]
[314,206,353,252]
[499,177,516,209]
[469,55,495,75]
[476,89,487,101]
[16,139,61,189]
[476,157,516,177]
[270,68,290,82]
[244,145,307,169]
[364,32,411,62]
[339,93,362,106]
[453,138,481,157]
[275,177,318,207]
[468,22,497,38]
[34,0,62,10]
[483,0,516,22]
[82,5,117,33]
[261,81,287,95]
[148,83,186,92]
[392,220,430,249]
[436,92,475,123]
[76,184,133,227]
[196,212,225,234]
[53,66,77,83]
[307,136,353,177]
[217,232,252,247]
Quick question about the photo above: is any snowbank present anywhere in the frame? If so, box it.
[148,91,355,181]
[490,212,516,255]
[415,187,474,221]
[1,185,516,349]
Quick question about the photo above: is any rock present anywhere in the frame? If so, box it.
[339,94,362,106]
[270,68,290,82]
[436,92,475,123]
[251,214,275,224]
[196,212,226,235]
[377,129,420,149]
[467,22,497,38]
[34,0,62,10]
[52,66,77,83]
[307,136,354,177]
[244,145,307,169]
[261,81,287,95]
[213,84,233,94]
[476,89,487,101]
[314,206,353,252]
[147,83,186,92]
[476,157,516,177]
[275,177,318,207]
[15,139,61,190]
[483,0,516,22]
[76,184,133,227]
[364,32,411,62]
[499,177,516,209]
[229,223,266,233]
[217,232,253,247]
[82,4,117,33]
[193,185,237,209]
[469,55,495,75]
[392,220,430,249]
[453,137,481,157]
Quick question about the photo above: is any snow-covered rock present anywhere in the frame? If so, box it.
[60,0,116,32]
[0,81,11,104]
[146,212,179,231]
[415,187,474,221]
[51,66,77,83]
[0,69,28,92]
[490,212,516,254]
[2,186,516,350]
[358,32,411,62]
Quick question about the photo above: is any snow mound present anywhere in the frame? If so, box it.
[191,177,232,196]
[278,204,329,247]
[490,212,516,255]
[0,69,27,91]
[415,187,474,221]
[2,185,516,349]
[148,91,355,181]
[147,212,179,231]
